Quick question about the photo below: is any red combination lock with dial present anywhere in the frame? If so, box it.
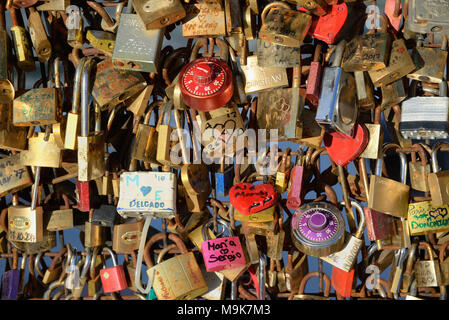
[179,57,233,111]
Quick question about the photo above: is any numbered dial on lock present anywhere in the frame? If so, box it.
[179,58,233,111]
[291,201,345,257]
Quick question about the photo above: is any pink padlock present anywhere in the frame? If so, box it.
[201,218,246,272]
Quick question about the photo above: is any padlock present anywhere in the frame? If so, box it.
[113,219,144,254]
[0,1,14,104]
[91,204,118,228]
[86,30,115,54]
[8,172,43,243]
[13,86,60,127]
[201,218,246,272]
[400,80,449,140]
[215,157,234,198]
[78,59,105,182]
[112,10,163,73]
[256,38,301,68]
[408,200,449,236]
[360,105,384,159]
[290,271,331,300]
[229,182,277,216]
[414,242,442,287]
[256,64,304,140]
[315,40,357,136]
[324,123,369,166]
[291,199,346,257]
[241,54,289,95]
[408,144,431,192]
[331,266,355,298]
[388,248,407,294]
[20,131,62,168]
[341,14,392,72]
[368,144,410,218]
[407,39,447,84]
[0,104,27,151]
[305,1,365,45]
[381,78,407,110]
[179,47,233,111]
[1,248,20,300]
[181,163,211,214]
[144,232,208,300]
[92,58,146,110]
[130,101,160,164]
[321,200,365,272]
[45,193,73,232]
[275,149,291,194]
[9,6,35,72]
[42,246,66,285]
[117,171,177,219]
[66,5,83,49]
[439,241,449,286]
[0,153,32,197]
[368,37,416,87]
[306,43,323,109]
[27,7,51,62]
[428,142,449,207]
[155,99,175,167]
[99,247,127,293]
[133,0,185,30]
[407,0,449,41]
[354,71,375,110]
[88,247,103,297]
[259,1,312,48]
[182,1,226,38]
[234,205,276,223]
[84,212,107,248]
[287,150,307,210]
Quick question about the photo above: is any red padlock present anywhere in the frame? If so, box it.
[364,207,394,241]
[331,266,355,298]
[302,2,365,45]
[76,180,93,212]
[100,247,128,293]
[178,57,233,111]
[324,123,369,167]
[229,183,277,215]
[306,43,323,110]
[287,156,305,210]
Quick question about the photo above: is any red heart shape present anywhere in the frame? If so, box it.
[324,124,369,166]
[229,183,277,215]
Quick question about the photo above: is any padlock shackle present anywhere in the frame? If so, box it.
[80,58,96,137]
[297,271,331,297]
[404,238,419,273]
[439,241,449,263]
[431,142,449,173]
[81,247,92,278]
[156,243,177,264]
[260,1,290,25]
[71,57,88,114]
[419,242,436,262]
[102,247,118,267]
[340,200,365,239]
[201,218,231,241]
[376,144,407,184]
[143,232,189,268]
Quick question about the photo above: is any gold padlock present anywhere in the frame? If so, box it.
[133,0,186,30]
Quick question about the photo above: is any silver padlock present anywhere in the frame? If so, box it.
[407,0,449,36]
[315,40,357,136]
[400,80,449,140]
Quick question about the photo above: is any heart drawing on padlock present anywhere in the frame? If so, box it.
[229,183,276,215]
[324,123,369,167]
[140,186,152,197]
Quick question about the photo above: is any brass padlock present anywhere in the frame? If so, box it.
[409,144,430,192]
[9,6,35,72]
[182,1,226,38]
[77,58,105,182]
[113,219,144,254]
[20,131,62,168]
[27,7,51,62]
[133,0,186,30]
[428,142,449,207]
[408,40,448,84]
[341,15,392,72]
[414,242,442,287]
[0,103,27,151]
[180,164,211,214]
[155,99,175,168]
[91,58,146,110]
[259,1,312,48]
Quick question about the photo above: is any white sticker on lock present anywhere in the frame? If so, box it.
[117,172,177,219]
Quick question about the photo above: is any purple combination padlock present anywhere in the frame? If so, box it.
[291,201,346,257]
[1,269,20,300]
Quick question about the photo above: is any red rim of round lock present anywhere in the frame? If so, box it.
[179,57,234,112]
[324,123,369,167]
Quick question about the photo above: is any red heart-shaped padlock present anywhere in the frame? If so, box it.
[324,123,369,166]
[229,183,277,215]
